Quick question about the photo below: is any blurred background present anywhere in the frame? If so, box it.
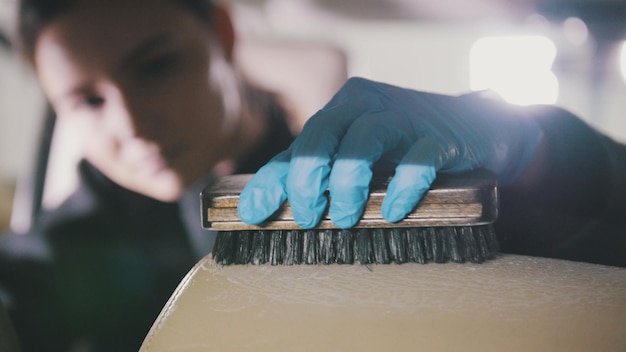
[1,0,625,231]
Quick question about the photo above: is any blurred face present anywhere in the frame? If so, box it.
[34,0,239,201]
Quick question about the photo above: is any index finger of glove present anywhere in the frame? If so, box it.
[238,150,291,225]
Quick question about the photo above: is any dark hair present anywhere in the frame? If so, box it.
[17,0,215,65]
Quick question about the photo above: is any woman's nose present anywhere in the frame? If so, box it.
[106,88,159,140]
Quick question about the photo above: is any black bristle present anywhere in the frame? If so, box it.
[371,228,391,264]
[235,232,252,264]
[213,231,235,265]
[284,230,303,265]
[212,225,499,265]
[442,227,462,263]
[460,226,481,263]
[250,231,269,265]
[404,228,426,264]
[269,231,284,265]
[479,225,500,258]
[318,230,335,264]
[425,228,444,263]
[388,228,407,264]
[302,230,318,264]
[353,230,373,264]
[335,230,354,264]
[473,226,490,262]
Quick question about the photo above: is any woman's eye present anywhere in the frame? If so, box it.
[83,95,105,108]
[139,53,180,78]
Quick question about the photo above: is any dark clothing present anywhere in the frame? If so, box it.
[1,162,197,352]
[497,105,626,267]
[1,96,625,351]
[0,94,295,352]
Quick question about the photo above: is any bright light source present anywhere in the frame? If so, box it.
[470,36,559,105]
[621,41,626,85]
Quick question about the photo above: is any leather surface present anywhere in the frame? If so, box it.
[141,254,626,351]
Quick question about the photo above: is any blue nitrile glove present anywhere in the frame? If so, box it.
[238,77,543,229]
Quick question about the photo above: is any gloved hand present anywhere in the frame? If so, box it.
[238,77,543,229]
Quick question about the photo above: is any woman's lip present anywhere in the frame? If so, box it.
[133,142,187,176]
[134,153,169,176]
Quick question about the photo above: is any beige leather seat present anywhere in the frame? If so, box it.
[140,254,626,352]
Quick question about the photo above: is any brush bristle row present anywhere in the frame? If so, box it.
[212,225,499,265]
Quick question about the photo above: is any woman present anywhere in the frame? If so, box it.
[2,0,295,351]
[3,0,626,351]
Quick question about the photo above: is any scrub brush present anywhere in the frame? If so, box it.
[201,170,500,265]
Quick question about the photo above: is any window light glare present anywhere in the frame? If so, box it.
[470,36,559,106]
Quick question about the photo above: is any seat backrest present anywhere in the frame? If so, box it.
[140,254,626,351]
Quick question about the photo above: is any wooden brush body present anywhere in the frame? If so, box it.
[202,170,498,231]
